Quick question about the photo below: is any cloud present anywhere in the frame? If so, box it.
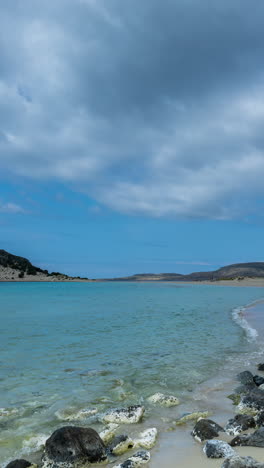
[0,1,264,218]
[0,202,26,214]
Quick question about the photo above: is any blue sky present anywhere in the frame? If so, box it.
[1,1,264,277]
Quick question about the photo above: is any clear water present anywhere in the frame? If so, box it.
[0,282,264,465]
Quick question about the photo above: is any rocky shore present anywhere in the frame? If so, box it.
[6,365,264,468]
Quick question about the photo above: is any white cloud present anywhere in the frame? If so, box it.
[0,202,26,214]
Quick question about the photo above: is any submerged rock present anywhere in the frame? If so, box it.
[230,427,264,448]
[258,364,264,372]
[42,426,107,467]
[103,406,145,424]
[55,407,98,421]
[237,371,255,385]
[147,393,179,407]
[222,455,264,468]
[203,440,236,458]
[113,450,150,467]
[225,414,256,435]
[108,435,134,455]
[99,424,119,444]
[192,418,224,442]
[6,461,34,468]
[174,411,210,425]
[134,428,158,449]
[254,376,264,387]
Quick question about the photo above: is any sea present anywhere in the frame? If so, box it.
[1,281,264,466]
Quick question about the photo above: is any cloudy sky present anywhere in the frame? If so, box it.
[1,0,264,277]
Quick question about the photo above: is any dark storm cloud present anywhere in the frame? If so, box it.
[1,0,264,218]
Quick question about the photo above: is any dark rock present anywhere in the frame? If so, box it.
[43,426,107,466]
[6,461,32,468]
[258,364,264,371]
[254,375,264,386]
[234,383,256,394]
[230,427,264,447]
[237,371,254,385]
[203,440,236,458]
[240,388,264,411]
[225,414,256,435]
[222,455,264,468]
[256,411,264,426]
[191,419,224,442]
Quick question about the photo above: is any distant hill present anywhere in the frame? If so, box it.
[109,262,264,282]
[0,250,89,281]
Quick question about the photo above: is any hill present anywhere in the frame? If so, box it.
[109,262,264,282]
[0,250,89,281]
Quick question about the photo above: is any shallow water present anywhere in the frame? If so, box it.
[0,282,264,465]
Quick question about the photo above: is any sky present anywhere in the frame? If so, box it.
[1,0,264,278]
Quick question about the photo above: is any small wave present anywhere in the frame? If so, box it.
[22,434,48,453]
[232,305,258,342]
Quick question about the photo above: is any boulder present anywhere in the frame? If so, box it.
[230,427,264,447]
[237,371,255,385]
[191,418,224,442]
[113,450,150,468]
[103,406,145,424]
[42,426,107,467]
[222,455,264,468]
[258,385,264,391]
[134,428,158,449]
[108,435,134,455]
[147,393,180,407]
[254,376,264,387]
[203,440,236,458]
[6,461,33,468]
[258,364,264,371]
[225,415,256,435]
[239,388,264,412]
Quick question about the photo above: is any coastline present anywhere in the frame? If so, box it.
[150,298,264,467]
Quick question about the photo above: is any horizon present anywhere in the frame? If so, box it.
[1,1,264,278]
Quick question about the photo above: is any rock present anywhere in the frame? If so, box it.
[225,415,256,435]
[259,385,264,391]
[254,376,264,386]
[203,440,236,458]
[258,364,264,371]
[113,450,150,467]
[191,418,224,442]
[239,388,264,411]
[99,424,119,443]
[108,435,134,455]
[255,411,264,426]
[237,371,254,385]
[147,393,179,407]
[42,426,107,467]
[103,406,145,424]
[174,411,210,425]
[134,428,158,449]
[222,455,264,468]
[230,427,264,447]
[5,461,34,468]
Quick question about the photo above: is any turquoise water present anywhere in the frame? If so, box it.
[1,282,264,465]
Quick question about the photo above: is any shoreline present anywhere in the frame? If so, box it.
[150,299,264,467]
[2,278,264,287]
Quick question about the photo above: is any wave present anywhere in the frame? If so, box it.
[231,304,259,342]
